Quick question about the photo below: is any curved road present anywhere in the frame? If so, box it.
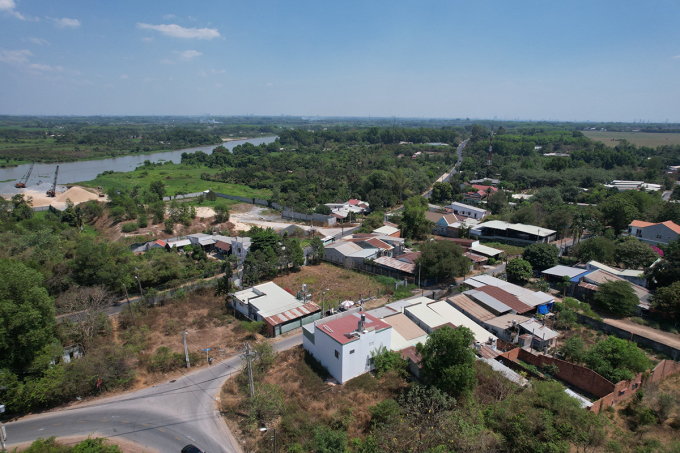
[5,334,303,453]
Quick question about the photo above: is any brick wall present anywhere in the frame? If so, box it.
[589,360,680,413]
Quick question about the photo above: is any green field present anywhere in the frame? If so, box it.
[583,131,680,148]
[81,162,272,199]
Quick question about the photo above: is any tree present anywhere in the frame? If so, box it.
[310,236,325,264]
[614,239,658,269]
[486,190,508,215]
[416,240,470,280]
[400,196,431,240]
[572,236,615,264]
[560,335,585,363]
[601,196,639,235]
[416,325,477,397]
[645,246,680,290]
[430,182,452,204]
[506,258,533,283]
[358,211,384,233]
[149,180,166,200]
[0,259,56,371]
[555,309,576,330]
[522,243,559,271]
[584,336,650,382]
[288,237,305,270]
[546,208,573,239]
[315,204,331,215]
[214,201,230,223]
[593,280,638,317]
[653,281,680,321]
[557,275,571,296]
[390,168,411,202]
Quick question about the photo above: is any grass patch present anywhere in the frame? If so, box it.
[80,161,272,199]
[583,130,680,148]
[481,241,525,256]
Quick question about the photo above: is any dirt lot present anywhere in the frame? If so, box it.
[220,346,409,452]
[603,317,680,350]
[272,263,390,309]
[583,130,680,148]
[112,289,261,388]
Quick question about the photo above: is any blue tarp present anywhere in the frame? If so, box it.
[537,305,549,315]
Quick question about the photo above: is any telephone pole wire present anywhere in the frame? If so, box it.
[182,331,191,368]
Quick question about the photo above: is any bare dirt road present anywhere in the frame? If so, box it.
[602,317,680,350]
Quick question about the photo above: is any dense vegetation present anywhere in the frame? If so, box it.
[181,127,463,210]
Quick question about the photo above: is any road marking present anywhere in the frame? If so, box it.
[121,421,129,423]
[175,436,181,441]
[158,428,165,433]
[53,423,62,426]
[141,423,149,426]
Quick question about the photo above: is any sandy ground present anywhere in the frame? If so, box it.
[194,206,216,218]
[5,185,107,209]
[229,205,348,236]
[603,317,680,350]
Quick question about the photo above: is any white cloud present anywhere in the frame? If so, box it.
[160,58,174,64]
[0,48,32,66]
[27,37,50,45]
[141,36,153,42]
[198,70,207,77]
[266,82,273,87]
[136,23,220,39]
[215,83,222,88]
[210,68,226,74]
[0,0,26,20]
[0,48,66,74]
[176,50,202,60]
[161,14,176,20]
[120,74,128,79]
[673,55,680,59]
[49,17,81,28]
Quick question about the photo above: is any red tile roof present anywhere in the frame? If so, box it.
[478,344,501,359]
[475,286,533,314]
[151,240,167,247]
[399,346,421,365]
[316,311,391,345]
[630,220,655,228]
[436,237,476,247]
[348,199,360,205]
[472,185,498,194]
[662,221,680,234]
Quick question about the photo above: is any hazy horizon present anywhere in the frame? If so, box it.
[1,0,679,122]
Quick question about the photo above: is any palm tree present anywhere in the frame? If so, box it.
[390,168,411,203]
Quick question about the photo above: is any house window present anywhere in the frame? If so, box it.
[657,235,662,239]
[335,350,339,359]
[350,349,355,354]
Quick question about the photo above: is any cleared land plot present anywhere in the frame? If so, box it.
[272,262,388,309]
[81,162,271,199]
[584,131,680,148]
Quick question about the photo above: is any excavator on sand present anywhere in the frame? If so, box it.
[15,161,35,188]
[46,165,59,197]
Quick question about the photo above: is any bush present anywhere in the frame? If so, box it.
[371,345,408,378]
[369,398,401,428]
[240,320,264,334]
[21,437,122,453]
[144,346,185,373]
[137,213,148,228]
[121,222,138,233]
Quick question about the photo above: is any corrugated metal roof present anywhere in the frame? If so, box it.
[476,220,556,237]
[464,289,512,314]
[214,240,231,251]
[390,329,412,352]
[447,294,496,322]
[428,301,497,343]
[383,313,428,341]
[519,319,558,340]
[373,225,400,235]
[373,256,416,274]
[475,286,534,314]
[578,281,599,291]
[543,265,591,279]
[470,244,503,257]
[405,304,448,330]
[484,313,530,331]
[264,302,320,326]
[365,238,392,250]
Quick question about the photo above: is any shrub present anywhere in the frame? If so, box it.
[370,398,401,428]
[371,345,408,378]
[240,320,264,334]
[144,346,185,373]
[121,222,138,233]
[137,213,148,228]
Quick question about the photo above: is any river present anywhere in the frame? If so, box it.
[0,136,277,195]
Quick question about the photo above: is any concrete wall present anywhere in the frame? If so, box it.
[576,313,680,360]
[281,209,336,225]
[632,224,679,246]
[340,328,391,383]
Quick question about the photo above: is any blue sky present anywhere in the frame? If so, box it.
[1,0,679,121]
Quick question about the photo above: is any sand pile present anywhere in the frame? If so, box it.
[194,207,216,218]
[11,186,106,208]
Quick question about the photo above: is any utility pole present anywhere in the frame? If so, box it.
[245,342,255,399]
[322,290,326,318]
[182,331,190,368]
[135,267,145,311]
[272,428,277,453]
[0,403,5,452]
[122,283,135,325]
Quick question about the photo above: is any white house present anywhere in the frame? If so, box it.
[626,220,680,246]
[302,311,392,384]
[449,202,488,220]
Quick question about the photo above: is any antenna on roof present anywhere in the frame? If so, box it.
[487,125,494,167]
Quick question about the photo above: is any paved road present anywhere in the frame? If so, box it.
[662,190,672,202]
[6,334,303,453]
[423,139,467,199]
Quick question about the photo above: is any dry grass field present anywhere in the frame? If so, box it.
[272,262,388,308]
[584,131,680,148]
